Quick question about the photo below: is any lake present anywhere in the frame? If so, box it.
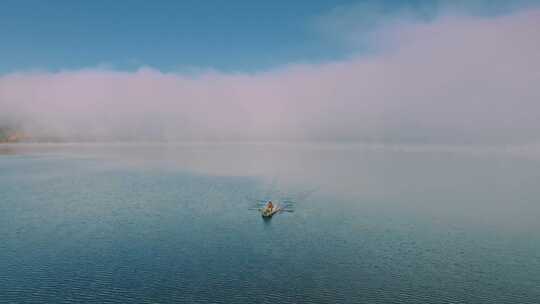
[1,143,539,303]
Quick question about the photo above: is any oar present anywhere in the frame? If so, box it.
[246,197,268,203]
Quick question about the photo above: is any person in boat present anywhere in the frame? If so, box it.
[266,201,274,212]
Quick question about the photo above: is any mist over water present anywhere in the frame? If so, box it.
[1,8,540,144]
[3,142,540,226]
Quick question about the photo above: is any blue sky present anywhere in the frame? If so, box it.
[1,0,537,74]
[0,0,352,73]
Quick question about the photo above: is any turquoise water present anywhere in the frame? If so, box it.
[1,143,539,303]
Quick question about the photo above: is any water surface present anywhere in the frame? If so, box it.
[1,143,539,303]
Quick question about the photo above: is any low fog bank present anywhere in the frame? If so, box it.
[1,9,539,144]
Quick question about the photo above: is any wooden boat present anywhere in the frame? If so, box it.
[261,206,281,218]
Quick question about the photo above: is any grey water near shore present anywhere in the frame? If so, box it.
[1,143,539,303]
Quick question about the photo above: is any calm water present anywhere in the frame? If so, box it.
[1,143,539,303]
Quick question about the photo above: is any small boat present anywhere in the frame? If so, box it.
[261,205,281,218]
